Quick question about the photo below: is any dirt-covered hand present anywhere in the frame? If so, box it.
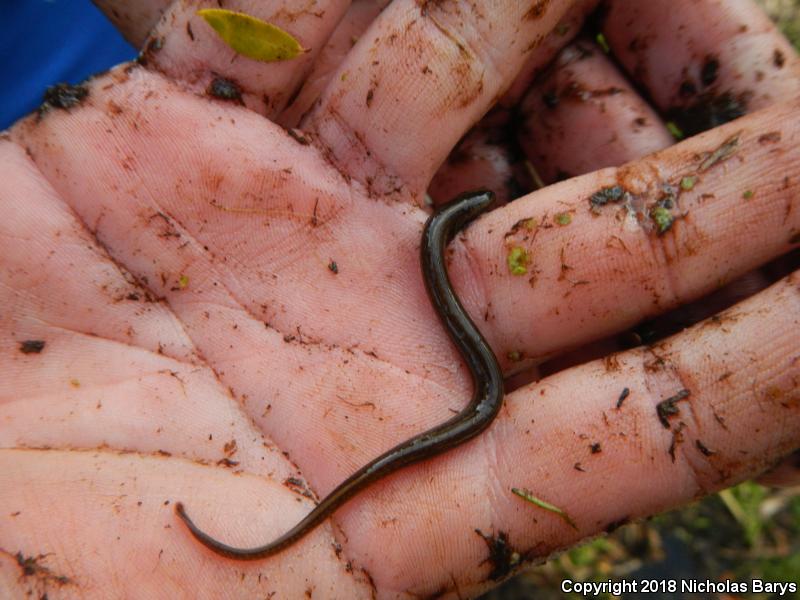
[1,1,798,598]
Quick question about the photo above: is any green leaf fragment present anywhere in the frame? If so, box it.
[512,487,578,530]
[742,189,754,200]
[555,212,572,226]
[198,9,305,63]
[507,246,529,276]
[651,205,674,234]
[595,32,610,53]
[666,121,684,140]
[178,274,190,289]
[680,176,697,191]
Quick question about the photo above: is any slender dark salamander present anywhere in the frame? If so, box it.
[175,189,504,560]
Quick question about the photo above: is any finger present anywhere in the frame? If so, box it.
[618,268,774,349]
[449,99,800,371]
[427,0,599,206]
[93,0,171,47]
[0,449,370,597]
[518,38,674,184]
[304,0,576,200]
[491,271,800,576]
[500,0,598,108]
[536,268,774,380]
[277,0,391,128]
[603,0,800,136]
[126,1,352,117]
[516,0,800,187]
[427,126,518,206]
[325,270,799,597]
[757,451,800,487]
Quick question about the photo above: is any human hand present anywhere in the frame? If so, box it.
[2,1,798,598]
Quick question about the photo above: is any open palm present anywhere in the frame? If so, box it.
[2,0,799,598]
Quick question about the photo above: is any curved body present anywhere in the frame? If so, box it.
[175,190,504,560]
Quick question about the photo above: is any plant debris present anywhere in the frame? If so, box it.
[198,9,305,62]
[507,246,530,276]
[616,387,630,409]
[650,204,675,235]
[698,133,740,172]
[40,83,89,112]
[512,487,578,530]
[475,529,521,581]
[589,185,626,213]
[657,389,691,429]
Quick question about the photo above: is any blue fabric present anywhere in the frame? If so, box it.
[1,1,135,129]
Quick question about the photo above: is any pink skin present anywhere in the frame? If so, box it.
[278,0,393,127]
[142,0,353,116]
[302,1,576,199]
[92,0,171,46]
[442,0,800,421]
[500,0,600,108]
[466,103,800,373]
[427,126,517,206]
[604,0,800,116]
[1,0,799,598]
[518,38,674,184]
[428,0,599,206]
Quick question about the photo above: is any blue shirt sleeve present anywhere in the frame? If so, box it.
[1,0,135,129]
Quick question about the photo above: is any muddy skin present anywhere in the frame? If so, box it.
[287,127,311,146]
[695,440,715,457]
[15,552,72,586]
[283,477,315,499]
[668,422,687,462]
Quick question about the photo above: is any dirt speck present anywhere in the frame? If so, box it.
[19,340,46,354]
[207,77,244,103]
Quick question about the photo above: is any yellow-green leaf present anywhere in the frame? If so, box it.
[198,9,304,63]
